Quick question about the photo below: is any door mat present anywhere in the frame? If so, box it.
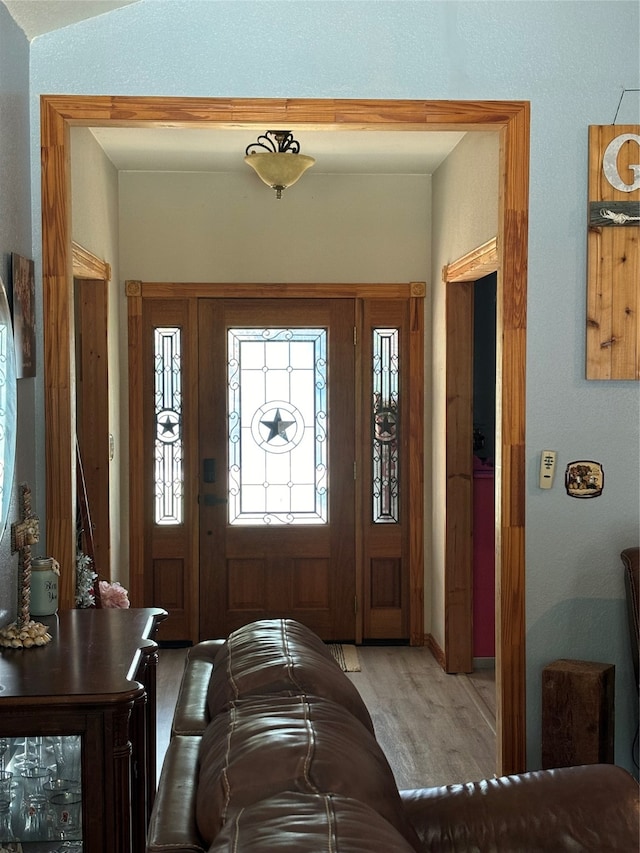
[328,643,361,672]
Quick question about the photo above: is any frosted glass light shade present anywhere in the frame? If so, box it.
[244,152,315,198]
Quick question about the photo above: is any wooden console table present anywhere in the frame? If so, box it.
[0,606,167,852]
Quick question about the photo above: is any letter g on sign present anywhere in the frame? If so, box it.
[602,133,640,192]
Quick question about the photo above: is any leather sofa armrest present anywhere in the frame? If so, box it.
[147,735,205,853]
[171,640,225,736]
[401,764,640,852]
[622,547,639,690]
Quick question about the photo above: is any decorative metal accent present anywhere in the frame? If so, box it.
[154,328,183,525]
[244,130,315,198]
[228,327,327,525]
[372,329,400,523]
[245,130,302,156]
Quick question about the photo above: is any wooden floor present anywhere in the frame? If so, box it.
[156,644,496,790]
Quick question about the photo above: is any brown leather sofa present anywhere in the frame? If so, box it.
[622,547,639,691]
[147,619,640,852]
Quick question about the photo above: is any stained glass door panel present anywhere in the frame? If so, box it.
[198,299,356,641]
[227,327,327,525]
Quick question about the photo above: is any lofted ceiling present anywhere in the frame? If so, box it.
[3,0,466,174]
[2,0,139,40]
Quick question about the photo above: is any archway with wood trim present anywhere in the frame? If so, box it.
[443,237,499,675]
[40,96,529,775]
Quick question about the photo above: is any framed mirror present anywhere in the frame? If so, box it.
[0,275,17,542]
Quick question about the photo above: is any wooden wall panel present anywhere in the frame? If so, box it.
[586,126,640,380]
[227,560,266,610]
[153,558,185,610]
[370,558,402,608]
[75,278,110,579]
[292,560,330,608]
[444,280,474,674]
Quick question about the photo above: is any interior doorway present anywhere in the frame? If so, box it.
[40,96,529,775]
[472,272,497,663]
[443,238,499,674]
[72,243,112,582]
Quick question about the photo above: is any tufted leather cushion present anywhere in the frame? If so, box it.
[196,694,420,850]
[401,763,640,852]
[172,640,226,736]
[207,792,417,853]
[208,619,374,732]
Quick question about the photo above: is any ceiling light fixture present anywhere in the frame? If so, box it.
[244,130,315,199]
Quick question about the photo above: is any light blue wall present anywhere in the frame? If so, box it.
[21,0,640,774]
[0,4,34,625]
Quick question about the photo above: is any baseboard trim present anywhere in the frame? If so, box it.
[425,633,445,669]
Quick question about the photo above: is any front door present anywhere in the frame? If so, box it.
[197,298,356,640]
[129,282,423,646]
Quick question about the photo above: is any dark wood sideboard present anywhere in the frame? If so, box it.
[0,607,167,852]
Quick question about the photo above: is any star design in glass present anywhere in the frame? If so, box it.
[261,408,295,443]
[156,409,181,442]
[159,415,178,435]
[374,408,397,443]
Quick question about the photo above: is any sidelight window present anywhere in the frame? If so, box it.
[372,328,399,523]
[153,327,183,525]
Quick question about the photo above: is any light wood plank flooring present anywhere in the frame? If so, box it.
[156,645,496,790]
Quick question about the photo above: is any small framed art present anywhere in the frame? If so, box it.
[565,460,604,499]
[11,252,35,378]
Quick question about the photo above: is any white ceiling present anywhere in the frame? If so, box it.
[3,0,139,40]
[3,0,466,174]
[88,126,466,175]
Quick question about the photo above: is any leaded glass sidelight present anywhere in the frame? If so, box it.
[154,327,183,525]
[228,328,327,525]
[372,328,399,523]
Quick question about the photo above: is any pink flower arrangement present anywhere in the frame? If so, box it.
[98,581,130,609]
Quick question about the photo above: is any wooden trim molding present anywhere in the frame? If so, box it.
[443,237,498,283]
[425,633,446,670]
[40,95,529,776]
[127,281,423,300]
[72,242,111,281]
[444,278,475,674]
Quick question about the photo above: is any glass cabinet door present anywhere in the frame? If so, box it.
[0,735,82,850]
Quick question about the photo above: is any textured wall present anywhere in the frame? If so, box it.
[21,0,640,773]
[0,4,33,626]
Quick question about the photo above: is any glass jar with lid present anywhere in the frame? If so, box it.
[30,557,59,616]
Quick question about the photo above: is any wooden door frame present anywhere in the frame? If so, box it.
[444,238,498,675]
[40,96,528,775]
[72,242,111,580]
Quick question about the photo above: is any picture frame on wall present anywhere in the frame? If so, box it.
[11,252,35,378]
[0,275,17,541]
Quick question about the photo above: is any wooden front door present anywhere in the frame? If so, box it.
[129,282,423,646]
[198,299,355,640]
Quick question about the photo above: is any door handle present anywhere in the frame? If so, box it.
[202,494,227,506]
[203,458,216,483]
